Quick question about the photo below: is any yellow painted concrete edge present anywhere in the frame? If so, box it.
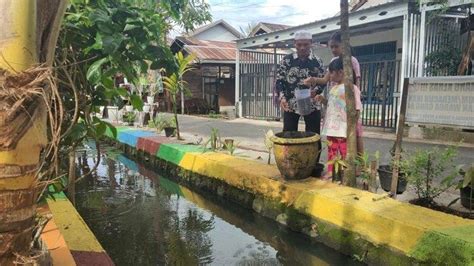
[46,197,105,253]
[39,204,76,266]
[178,151,474,255]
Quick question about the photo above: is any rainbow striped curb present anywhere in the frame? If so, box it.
[106,126,474,265]
[43,193,113,265]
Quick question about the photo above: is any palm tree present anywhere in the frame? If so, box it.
[0,0,67,263]
[340,0,358,187]
[163,52,196,139]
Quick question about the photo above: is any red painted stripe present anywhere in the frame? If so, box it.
[71,251,114,266]
[136,136,171,155]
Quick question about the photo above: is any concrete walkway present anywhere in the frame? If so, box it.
[175,114,474,166]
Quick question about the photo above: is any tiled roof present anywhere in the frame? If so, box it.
[174,36,237,63]
[260,22,291,32]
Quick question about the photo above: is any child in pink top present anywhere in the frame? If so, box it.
[304,31,364,156]
[315,57,362,179]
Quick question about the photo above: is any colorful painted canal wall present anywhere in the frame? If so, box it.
[105,127,474,265]
[41,192,113,265]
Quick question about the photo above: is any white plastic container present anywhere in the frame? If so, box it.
[294,88,312,116]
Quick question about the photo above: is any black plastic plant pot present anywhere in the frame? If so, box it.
[377,165,407,194]
[311,163,325,178]
[460,185,473,209]
[164,127,176,137]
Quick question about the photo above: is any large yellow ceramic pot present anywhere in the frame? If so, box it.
[271,131,320,180]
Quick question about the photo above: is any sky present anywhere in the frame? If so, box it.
[207,0,341,34]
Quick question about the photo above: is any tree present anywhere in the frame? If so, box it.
[0,0,67,263]
[163,52,196,140]
[340,0,358,187]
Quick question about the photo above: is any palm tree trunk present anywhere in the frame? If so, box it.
[0,0,67,263]
[172,94,181,139]
[340,0,358,187]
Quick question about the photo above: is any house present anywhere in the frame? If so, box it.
[186,19,242,42]
[169,20,241,114]
[248,22,291,37]
[235,0,473,129]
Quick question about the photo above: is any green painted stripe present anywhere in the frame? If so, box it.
[156,143,207,165]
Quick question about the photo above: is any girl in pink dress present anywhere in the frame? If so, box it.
[304,31,364,157]
[315,57,362,179]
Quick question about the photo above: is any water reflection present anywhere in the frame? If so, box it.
[73,145,359,266]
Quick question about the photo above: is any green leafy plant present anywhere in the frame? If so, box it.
[203,127,221,151]
[208,110,220,119]
[401,146,462,204]
[264,130,274,165]
[223,141,237,156]
[163,52,196,139]
[448,165,474,211]
[356,151,380,180]
[356,151,380,191]
[327,155,348,182]
[148,114,175,132]
[123,112,137,125]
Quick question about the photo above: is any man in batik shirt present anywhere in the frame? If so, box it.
[276,30,324,159]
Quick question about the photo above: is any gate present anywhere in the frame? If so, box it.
[360,59,401,129]
[240,50,285,119]
[203,75,219,112]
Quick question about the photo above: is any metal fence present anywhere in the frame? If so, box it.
[240,50,285,119]
[239,50,402,129]
[360,59,401,129]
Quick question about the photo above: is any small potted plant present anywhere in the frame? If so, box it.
[458,166,473,210]
[123,112,137,126]
[163,117,177,137]
[378,159,407,194]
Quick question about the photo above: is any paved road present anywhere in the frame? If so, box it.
[176,115,474,166]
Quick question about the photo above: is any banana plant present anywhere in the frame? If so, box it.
[163,52,196,139]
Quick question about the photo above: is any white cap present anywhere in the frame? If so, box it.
[294,30,312,40]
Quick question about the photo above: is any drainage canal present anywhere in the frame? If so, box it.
[71,144,361,265]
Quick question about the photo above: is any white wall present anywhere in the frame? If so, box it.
[313,27,403,66]
[193,24,239,42]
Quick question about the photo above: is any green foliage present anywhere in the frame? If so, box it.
[458,165,474,189]
[148,114,176,132]
[264,130,274,165]
[208,110,220,119]
[123,112,137,124]
[223,140,237,156]
[425,28,462,76]
[401,146,462,202]
[163,52,196,139]
[355,151,379,180]
[203,127,221,151]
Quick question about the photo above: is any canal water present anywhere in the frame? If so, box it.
[71,144,361,266]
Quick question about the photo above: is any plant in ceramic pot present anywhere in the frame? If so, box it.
[270,131,320,180]
[123,112,137,126]
[449,165,474,211]
[459,166,474,210]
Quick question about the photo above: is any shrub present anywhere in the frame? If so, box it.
[401,146,462,204]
